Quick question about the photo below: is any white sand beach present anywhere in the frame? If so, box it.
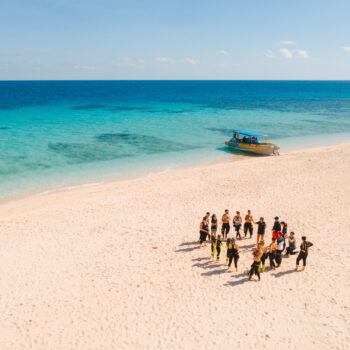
[1,143,350,350]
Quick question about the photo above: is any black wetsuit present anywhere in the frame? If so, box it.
[222,223,230,239]
[296,241,313,266]
[269,247,276,268]
[211,236,216,257]
[227,246,239,268]
[199,223,208,244]
[233,217,242,239]
[216,239,223,259]
[244,217,253,238]
[260,250,268,267]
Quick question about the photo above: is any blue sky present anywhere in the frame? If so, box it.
[1,0,350,79]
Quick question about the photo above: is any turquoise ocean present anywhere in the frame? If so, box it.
[1,80,350,198]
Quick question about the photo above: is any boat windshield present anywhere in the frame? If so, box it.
[232,133,260,144]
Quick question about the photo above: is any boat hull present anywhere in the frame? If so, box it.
[225,141,279,156]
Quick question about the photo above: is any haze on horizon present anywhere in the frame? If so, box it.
[1,0,350,80]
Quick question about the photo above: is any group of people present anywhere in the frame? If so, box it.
[199,209,313,281]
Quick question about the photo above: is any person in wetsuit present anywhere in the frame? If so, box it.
[296,236,313,271]
[221,209,231,240]
[199,217,209,247]
[268,237,277,270]
[272,216,281,240]
[210,233,216,259]
[244,210,254,238]
[226,238,231,263]
[259,240,268,272]
[248,242,263,281]
[255,217,266,245]
[216,234,223,262]
[227,238,240,272]
[211,214,218,238]
[233,211,242,239]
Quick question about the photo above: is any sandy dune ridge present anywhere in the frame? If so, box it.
[0,144,350,349]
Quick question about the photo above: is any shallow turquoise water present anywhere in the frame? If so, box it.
[1,81,350,197]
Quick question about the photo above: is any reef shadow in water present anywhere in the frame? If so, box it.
[48,142,133,163]
[49,133,199,164]
[0,126,10,130]
[104,106,150,112]
[70,104,106,111]
[95,133,198,154]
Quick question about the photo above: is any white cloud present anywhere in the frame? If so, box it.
[343,46,350,52]
[137,58,145,63]
[264,50,275,58]
[295,49,309,59]
[117,57,136,67]
[220,50,229,55]
[278,40,296,45]
[279,48,293,58]
[184,57,199,65]
[155,57,175,64]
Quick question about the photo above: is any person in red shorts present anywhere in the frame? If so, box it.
[272,216,281,240]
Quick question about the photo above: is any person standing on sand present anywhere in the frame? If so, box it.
[272,216,281,240]
[268,237,277,270]
[296,236,313,271]
[259,240,268,272]
[227,238,240,272]
[226,238,231,263]
[254,217,266,245]
[216,234,223,262]
[244,210,254,238]
[248,242,263,281]
[221,209,231,240]
[211,214,217,238]
[199,217,209,248]
[233,211,242,239]
[210,234,216,259]
[275,232,285,267]
[286,232,297,257]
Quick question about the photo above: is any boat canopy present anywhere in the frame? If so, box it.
[232,130,267,137]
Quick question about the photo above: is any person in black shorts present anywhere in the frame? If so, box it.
[244,210,254,238]
[233,211,242,239]
[254,217,266,245]
[227,238,240,272]
[199,217,209,247]
[296,236,313,271]
[221,209,231,240]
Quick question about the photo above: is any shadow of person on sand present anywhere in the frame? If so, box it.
[201,268,228,276]
[192,257,210,262]
[193,261,219,270]
[239,243,256,249]
[273,269,296,278]
[178,241,199,246]
[175,246,198,253]
[225,278,250,287]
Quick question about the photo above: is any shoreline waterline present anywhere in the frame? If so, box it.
[1,140,349,206]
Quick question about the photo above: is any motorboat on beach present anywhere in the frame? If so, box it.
[225,130,280,156]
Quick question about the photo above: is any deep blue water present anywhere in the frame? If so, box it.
[1,80,350,197]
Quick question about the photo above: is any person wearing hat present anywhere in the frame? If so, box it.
[272,216,281,240]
